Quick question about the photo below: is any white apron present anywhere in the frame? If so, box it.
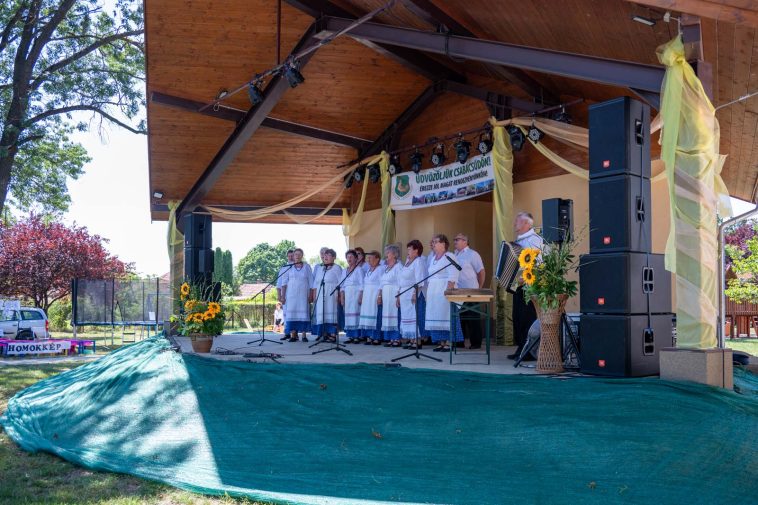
[425,253,459,331]
[283,263,312,322]
[312,264,342,325]
[398,257,426,337]
[359,266,383,330]
[380,263,401,332]
[340,267,363,330]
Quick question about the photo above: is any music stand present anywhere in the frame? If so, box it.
[311,265,352,356]
[246,264,294,346]
[392,262,456,362]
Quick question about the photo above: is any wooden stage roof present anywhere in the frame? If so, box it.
[145,0,758,225]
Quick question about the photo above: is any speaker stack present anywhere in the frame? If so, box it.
[184,213,214,286]
[580,97,673,377]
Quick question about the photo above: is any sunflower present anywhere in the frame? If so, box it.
[208,302,221,314]
[180,282,191,300]
[184,300,196,311]
[522,267,535,286]
[518,248,540,269]
[203,309,215,320]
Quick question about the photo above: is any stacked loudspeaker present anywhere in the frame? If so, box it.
[184,213,214,285]
[579,97,673,377]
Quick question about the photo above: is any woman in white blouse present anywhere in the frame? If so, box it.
[424,234,462,352]
[398,239,427,349]
[281,248,312,342]
[359,251,383,345]
[340,249,364,344]
[310,248,342,343]
[378,244,402,346]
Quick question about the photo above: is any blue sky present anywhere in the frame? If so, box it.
[62,119,755,277]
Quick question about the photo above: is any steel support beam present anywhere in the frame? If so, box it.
[151,91,371,150]
[402,0,555,102]
[321,17,666,94]
[175,23,323,227]
[442,80,544,114]
[284,0,465,82]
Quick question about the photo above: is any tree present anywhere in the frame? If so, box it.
[0,214,130,311]
[0,0,145,215]
[222,250,233,285]
[212,247,223,283]
[725,234,758,304]
[237,240,295,284]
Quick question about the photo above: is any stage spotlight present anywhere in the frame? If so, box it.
[353,165,366,182]
[248,82,264,105]
[430,143,446,166]
[553,107,572,124]
[528,125,545,143]
[283,61,305,88]
[388,155,402,175]
[410,150,423,173]
[455,137,471,163]
[368,163,381,183]
[344,173,354,189]
[478,130,493,155]
[507,125,525,152]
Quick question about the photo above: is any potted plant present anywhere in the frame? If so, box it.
[520,237,580,373]
[173,281,225,353]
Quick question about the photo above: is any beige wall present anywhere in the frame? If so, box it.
[349,173,674,313]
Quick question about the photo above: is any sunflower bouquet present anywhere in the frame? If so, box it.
[175,281,226,337]
[519,238,580,310]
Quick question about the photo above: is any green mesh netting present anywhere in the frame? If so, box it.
[2,337,757,505]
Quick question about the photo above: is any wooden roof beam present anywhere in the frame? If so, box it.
[153,203,343,217]
[626,0,758,28]
[150,91,371,150]
[284,0,465,82]
[402,0,557,103]
[322,17,665,94]
[175,23,323,227]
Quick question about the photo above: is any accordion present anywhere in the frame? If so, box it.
[495,241,523,294]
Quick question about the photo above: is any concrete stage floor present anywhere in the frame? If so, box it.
[176,332,542,375]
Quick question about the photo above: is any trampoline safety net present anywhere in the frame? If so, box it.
[72,279,172,326]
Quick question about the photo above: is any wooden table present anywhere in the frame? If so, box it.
[445,289,494,365]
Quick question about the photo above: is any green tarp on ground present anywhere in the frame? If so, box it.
[2,337,757,504]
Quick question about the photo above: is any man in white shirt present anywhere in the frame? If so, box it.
[510,212,544,360]
[453,233,486,349]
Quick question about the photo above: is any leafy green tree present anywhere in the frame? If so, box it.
[725,235,758,304]
[0,0,145,215]
[222,250,233,285]
[213,247,223,282]
[237,240,295,284]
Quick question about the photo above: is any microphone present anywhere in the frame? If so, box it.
[446,255,462,271]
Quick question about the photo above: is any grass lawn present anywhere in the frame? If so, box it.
[728,337,758,357]
[0,363,269,505]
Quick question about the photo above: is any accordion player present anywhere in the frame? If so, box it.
[495,241,523,294]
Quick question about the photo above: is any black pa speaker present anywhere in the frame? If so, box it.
[184,247,214,283]
[183,213,212,250]
[542,198,573,243]
[589,174,651,253]
[579,314,674,377]
[579,252,671,314]
[589,97,651,179]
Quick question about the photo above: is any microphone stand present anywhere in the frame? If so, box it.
[246,263,294,346]
[308,265,327,347]
[312,264,353,356]
[392,260,457,363]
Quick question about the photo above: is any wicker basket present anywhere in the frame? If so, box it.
[532,294,568,374]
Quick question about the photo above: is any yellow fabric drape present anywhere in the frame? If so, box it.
[379,152,396,249]
[167,201,185,313]
[657,36,732,349]
[342,153,387,238]
[490,118,515,345]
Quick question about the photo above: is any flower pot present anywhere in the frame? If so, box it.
[532,295,568,374]
[189,334,214,353]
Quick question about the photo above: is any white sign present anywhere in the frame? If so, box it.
[4,340,71,356]
[390,152,494,210]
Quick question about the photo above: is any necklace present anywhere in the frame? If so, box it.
[384,262,396,273]
[432,253,445,264]
[405,256,417,267]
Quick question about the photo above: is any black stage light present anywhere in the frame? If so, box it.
[478,130,493,155]
[344,173,354,189]
[430,143,446,166]
[455,137,471,163]
[353,165,366,182]
[410,150,423,173]
[248,82,264,105]
[368,163,381,183]
[284,61,305,88]
[388,155,402,175]
[553,107,572,124]
[528,125,545,143]
[507,125,525,152]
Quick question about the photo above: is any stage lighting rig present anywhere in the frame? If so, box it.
[528,125,545,143]
[455,136,471,163]
[368,163,381,183]
[507,125,525,152]
[388,155,402,175]
[553,106,572,124]
[247,82,264,105]
[283,60,305,88]
[478,130,493,155]
[410,149,423,173]
[430,143,446,166]
[344,173,354,189]
[353,165,366,182]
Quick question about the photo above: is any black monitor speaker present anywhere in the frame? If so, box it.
[589,97,651,179]
[184,213,212,250]
[542,198,573,243]
[589,174,651,253]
